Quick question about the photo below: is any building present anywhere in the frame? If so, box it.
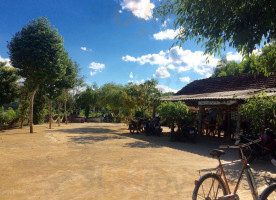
[163,72,276,138]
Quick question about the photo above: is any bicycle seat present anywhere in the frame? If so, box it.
[210,149,225,158]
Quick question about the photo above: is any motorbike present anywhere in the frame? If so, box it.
[182,124,197,143]
[128,119,144,134]
[144,118,162,136]
[234,128,276,163]
[170,122,197,143]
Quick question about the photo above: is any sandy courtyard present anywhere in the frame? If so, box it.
[0,123,275,200]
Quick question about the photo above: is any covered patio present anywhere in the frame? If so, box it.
[163,72,276,139]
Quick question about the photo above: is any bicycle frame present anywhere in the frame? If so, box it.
[198,144,259,200]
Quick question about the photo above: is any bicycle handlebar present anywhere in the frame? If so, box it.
[219,138,262,149]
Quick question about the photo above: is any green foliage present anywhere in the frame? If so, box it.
[154,0,276,55]
[211,42,276,77]
[121,79,161,119]
[255,42,276,76]
[0,107,17,126]
[8,17,65,90]
[77,86,97,119]
[157,101,190,132]
[33,90,48,124]
[0,62,19,106]
[240,93,276,134]
[161,92,175,97]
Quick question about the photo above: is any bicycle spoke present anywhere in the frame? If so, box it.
[266,189,276,200]
[195,175,226,200]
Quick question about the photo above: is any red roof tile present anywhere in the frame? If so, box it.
[176,73,276,95]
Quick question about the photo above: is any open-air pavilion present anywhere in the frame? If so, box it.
[163,72,276,139]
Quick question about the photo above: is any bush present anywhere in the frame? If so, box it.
[0,106,17,126]
[157,101,190,133]
[240,92,276,134]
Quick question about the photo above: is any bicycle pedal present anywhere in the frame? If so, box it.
[218,194,239,200]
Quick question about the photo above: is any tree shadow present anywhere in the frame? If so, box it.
[123,141,161,148]
[118,131,276,175]
[68,135,125,144]
[53,127,118,134]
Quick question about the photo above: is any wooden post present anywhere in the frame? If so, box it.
[198,105,203,135]
[236,104,241,134]
[58,101,61,127]
[226,106,231,140]
[49,100,52,129]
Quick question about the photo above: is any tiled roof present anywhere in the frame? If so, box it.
[175,72,276,95]
[163,88,276,101]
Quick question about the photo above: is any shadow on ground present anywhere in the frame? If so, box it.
[54,123,276,176]
[118,130,276,176]
[68,135,125,144]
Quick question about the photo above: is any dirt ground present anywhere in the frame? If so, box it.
[0,123,275,200]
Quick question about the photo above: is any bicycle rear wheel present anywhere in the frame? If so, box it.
[259,183,276,200]
[193,173,228,200]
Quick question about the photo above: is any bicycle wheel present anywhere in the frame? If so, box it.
[259,183,276,200]
[129,125,135,134]
[192,173,228,200]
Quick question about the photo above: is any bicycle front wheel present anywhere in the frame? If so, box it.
[193,173,228,200]
[259,183,276,200]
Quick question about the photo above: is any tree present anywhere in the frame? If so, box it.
[0,62,19,106]
[256,42,276,76]
[211,42,276,77]
[157,101,190,133]
[77,86,97,119]
[240,93,276,134]
[154,0,276,55]
[8,17,65,133]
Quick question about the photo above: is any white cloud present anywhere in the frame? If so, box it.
[153,28,180,40]
[161,19,168,28]
[88,62,105,76]
[122,51,168,66]
[81,46,92,52]
[120,0,155,20]
[119,10,123,13]
[156,85,178,93]
[179,77,190,83]
[89,62,105,71]
[167,64,176,70]
[0,55,11,67]
[226,52,243,62]
[90,71,97,76]
[122,46,220,77]
[153,66,170,78]
[129,72,134,79]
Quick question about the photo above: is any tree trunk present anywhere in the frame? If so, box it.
[29,86,39,133]
[49,100,52,129]
[64,100,68,124]
[58,101,61,126]
[20,118,24,129]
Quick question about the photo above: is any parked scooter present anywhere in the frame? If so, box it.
[128,118,144,134]
[182,123,197,143]
[144,118,162,136]
[234,128,276,163]
[170,121,197,143]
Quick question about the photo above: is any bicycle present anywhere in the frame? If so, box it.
[192,139,262,200]
[258,159,276,200]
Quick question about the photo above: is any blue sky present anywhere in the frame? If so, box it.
[0,0,244,93]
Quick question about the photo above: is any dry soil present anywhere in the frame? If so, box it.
[0,123,275,200]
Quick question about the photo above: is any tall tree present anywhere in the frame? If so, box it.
[154,0,276,55]
[0,62,19,106]
[77,86,97,119]
[8,17,65,133]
